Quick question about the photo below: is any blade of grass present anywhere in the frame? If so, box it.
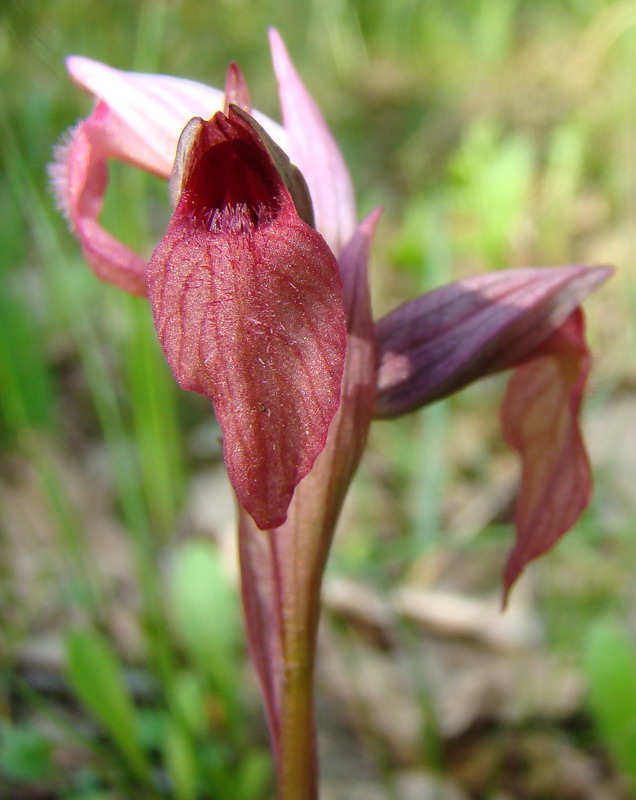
[583,619,636,793]
[1,117,178,689]
[123,296,185,541]
[65,629,154,786]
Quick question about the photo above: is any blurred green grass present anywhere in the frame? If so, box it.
[2,0,636,797]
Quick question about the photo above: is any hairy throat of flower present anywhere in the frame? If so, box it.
[183,139,284,234]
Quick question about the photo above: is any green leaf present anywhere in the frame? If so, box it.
[65,629,151,782]
[163,720,199,800]
[583,619,636,791]
[169,671,208,738]
[0,723,52,782]
[235,749,273,800]
[169,541,240,695]
[0,282,55,438]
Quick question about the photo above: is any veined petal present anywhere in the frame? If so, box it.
[147,109,347,529]
[49,102,147,295]
[341,209,382,334]
[66,55,287,177]
[269,28,356,256]
[335,210,382,465]
[501,309,591,601]
[374,265,611,418]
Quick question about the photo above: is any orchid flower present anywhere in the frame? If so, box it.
[51,29,611,800]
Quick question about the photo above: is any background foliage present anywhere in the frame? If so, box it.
[1,1,636,798]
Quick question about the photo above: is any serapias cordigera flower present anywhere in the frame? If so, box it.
[51,29,611,798]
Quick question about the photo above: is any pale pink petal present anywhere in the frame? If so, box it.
[66,55,287,178]
[374,265,611,418]
[501,309,592,601]
[268,28,356,255]
[50,102,147,295]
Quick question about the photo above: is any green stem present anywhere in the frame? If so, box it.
[272,519,320,800]
[277,657,317,800]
